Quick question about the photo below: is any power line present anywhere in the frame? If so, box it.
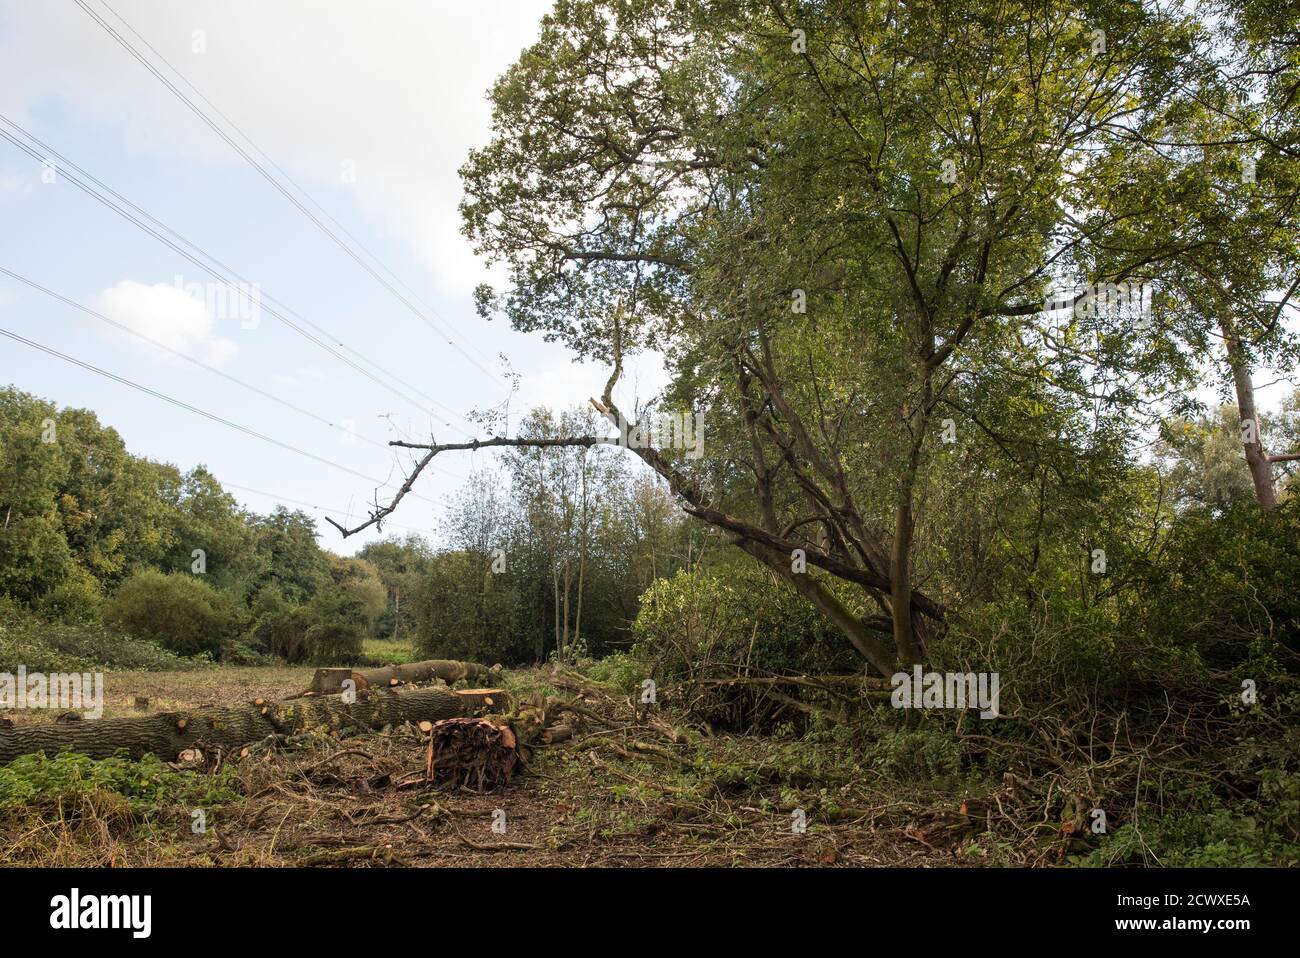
[0,265,371,451]
[0,323,444,508]
[93,0,501,376]
[0,115,479,440]
[78,0,508,389]
[0,263,464,481]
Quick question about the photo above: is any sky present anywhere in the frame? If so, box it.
[1,2,1294,559]
[0,0,669,554]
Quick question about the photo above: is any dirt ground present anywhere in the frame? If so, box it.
[1,665,988,867]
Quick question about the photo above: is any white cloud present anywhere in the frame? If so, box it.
[0,0,552,296]
[90,279,238,364]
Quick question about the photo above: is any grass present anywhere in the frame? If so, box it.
[2,664,311,725]
[362,636,421,666]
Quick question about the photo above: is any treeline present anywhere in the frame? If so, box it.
[0,387,693,668]
[410,407,697,663]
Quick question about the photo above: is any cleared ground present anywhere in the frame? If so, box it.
[0,662,993,867]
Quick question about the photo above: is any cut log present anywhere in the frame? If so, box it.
[310,659,500,695]
[0,686,505,765]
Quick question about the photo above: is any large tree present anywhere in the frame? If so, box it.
[339,0,1271,677]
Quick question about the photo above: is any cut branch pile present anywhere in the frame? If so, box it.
[425,716,520,790]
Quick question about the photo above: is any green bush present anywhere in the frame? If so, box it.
[631,560,861,730]
[1135,499,1300,669]
[634,561,859,678]
[414,550,521,663]
[304,593,368,664]
[862,726,965,781]
[584,651,645,695]
[104,570,243,658]
[1079,773,1300,867]
[0,599,189,672]
[34,565,103,624]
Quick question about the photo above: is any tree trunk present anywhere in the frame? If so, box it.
[890,497,918,666]
[0,686,503,765]
[552,565,562,660]
[891,388,929,667]
[561,556,572,660]
[575,456,588,653]
[1221,314,1278,510]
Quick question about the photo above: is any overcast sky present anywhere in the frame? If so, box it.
[0,0,668,553]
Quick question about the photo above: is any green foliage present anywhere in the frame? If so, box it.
[251,507,332,605]
[583,651,644,695]
[361,637,421,666]
[0,599,189,673]
[414,548,521,663]
[1136,499,1300,668]
[358,535,433,640]
[1079,773,1300,867]
[0,387,349,660]
[34,564,103,624]
[862,726,966,782]
[634,560,859,677]
[304,593,368,664]
[326,555,387,633]
[104,570,243,658]
[0,750,238,813]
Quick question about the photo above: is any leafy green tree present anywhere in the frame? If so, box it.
[252,507,331,605]
[457,0,1208,674]
[164,467,265,599]
[325,554,388,635]
[358,535,434,639]
[305,593,369,664]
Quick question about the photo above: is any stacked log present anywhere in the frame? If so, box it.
[310,659,502,694]
[0,686,504,765]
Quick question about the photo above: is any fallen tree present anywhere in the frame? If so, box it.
[0,686,506,765]
[309,659,501,694]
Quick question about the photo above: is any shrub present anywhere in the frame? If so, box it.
[634,561,859,677]
[862,726,965,781]
[632,560,860,730]
[104,570,243,658]
[414,550,521,663]
[246,586,315,663]
[584,651,644,695]
[304,594,368,664]
[0,599,189,672]
[34,565,103,624]
[0,750,239,813]
[1135,499,1300,669]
